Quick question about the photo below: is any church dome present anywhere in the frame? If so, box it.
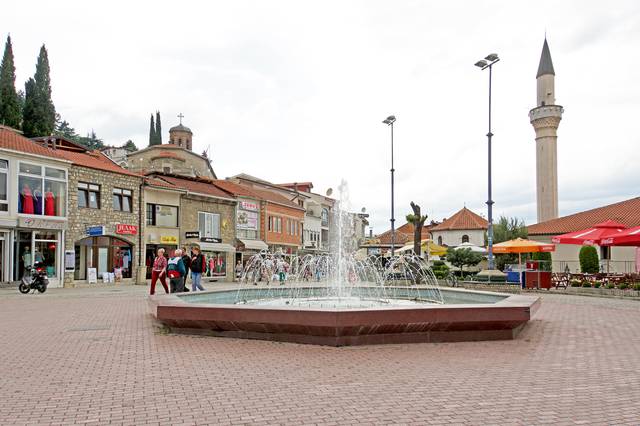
[169,123,192,134]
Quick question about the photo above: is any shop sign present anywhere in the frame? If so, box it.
[116,224,138,235]
[161,235,178,244]
[86,225,104,236]
[200,236,222,243]
[240,201,259,211]
[237,210,258,230]
[64,250,75,271]
[185,231,200,239]
[18,217,67,230]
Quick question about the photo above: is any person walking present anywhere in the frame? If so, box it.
[235,260,243,281]
[190,246,206,292]
[181,247,192,292]
[150,248,169,295]
[167,249,186,293]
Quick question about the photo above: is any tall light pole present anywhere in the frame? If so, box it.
[475,53,499,270]
[382,115,396,257]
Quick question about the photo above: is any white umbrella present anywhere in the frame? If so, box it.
[453,242,487,254]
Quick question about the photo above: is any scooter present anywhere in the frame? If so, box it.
[19,262,49,294]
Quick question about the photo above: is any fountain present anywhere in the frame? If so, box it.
[150,181,540,346]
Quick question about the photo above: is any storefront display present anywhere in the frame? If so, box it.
[74,236,133,280]
[17,162,66,217]
[14,230,61,281]
[204,252,226,277]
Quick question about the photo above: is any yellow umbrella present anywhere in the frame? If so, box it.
[421,239,448,257]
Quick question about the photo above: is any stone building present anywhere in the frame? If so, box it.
[126,118,215,178]
[530,38,563,223]
[33,136,145,287]
[148,174,237,282]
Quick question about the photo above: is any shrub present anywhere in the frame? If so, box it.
[633,283,640,291]
[581,281,592,288]
[606,283,615,289]
[579,246,599,274]
[431,261,450,279]
[619,283,629,290]
[593,282,601,288]
[531,252,552,271]
[570,279,582,287]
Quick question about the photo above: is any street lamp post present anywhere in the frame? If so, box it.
[382,115,396,257]
[475,53,499,270]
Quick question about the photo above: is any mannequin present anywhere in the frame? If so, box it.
[44,185,56,216]
[21,183,34,214]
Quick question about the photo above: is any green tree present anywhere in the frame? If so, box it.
[149,114,157,146]
[22,45,56,137]
[0,35,22,129]
[406,201,427,256]
[492,216,528,244]
[123,139,138,152]
[531,251,552,271]
[579,246,599,274]
[154,110,162,144]
[446,248,483,274]
[77,130,104,150]
[54,114,80,141]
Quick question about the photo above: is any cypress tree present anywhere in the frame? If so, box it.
[22,45,56,137]
[0,35,22,129]
[149,114,156,145]
[155,110,162,144]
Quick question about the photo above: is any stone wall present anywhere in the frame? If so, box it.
[127,147,214,178]
[64,165,143,287]
[179,194,236,281]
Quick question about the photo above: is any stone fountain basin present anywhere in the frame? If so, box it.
[149,287,540,346]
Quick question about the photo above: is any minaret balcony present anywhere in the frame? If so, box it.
[529,105,563,123]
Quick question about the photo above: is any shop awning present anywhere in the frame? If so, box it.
[238,238,268,251]
[198,242,236,252]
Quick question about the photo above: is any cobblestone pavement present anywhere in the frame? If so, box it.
[0,285,639,425]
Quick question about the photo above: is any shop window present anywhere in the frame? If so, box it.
[198,212,220,238]
[147,203,179,227]
[268,216,273,232]
[0,159,7,212]
[462,235,469,243]
[18,162,66,216]
[113,188,133,212]
[74,236,133,279]
[78,182,100,209]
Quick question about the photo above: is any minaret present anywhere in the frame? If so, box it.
[529,38,563,223]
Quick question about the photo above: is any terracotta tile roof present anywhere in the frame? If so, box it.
[430,207,488,231]
[212,180,260,198]
[246,186,305,211]
[528,197,640,235]
[53,149,142,177]
[144,177,182,190]
[0,128,68,160]
[377,223,432,245]
[155,175,234,200]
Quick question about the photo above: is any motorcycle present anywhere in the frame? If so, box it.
[19,262,49,294]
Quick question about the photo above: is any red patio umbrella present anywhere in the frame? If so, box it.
[601,226,640,246]
[551,220,627,246]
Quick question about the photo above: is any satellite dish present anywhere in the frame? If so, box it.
[326,188,333,196]
[361,207,366,213]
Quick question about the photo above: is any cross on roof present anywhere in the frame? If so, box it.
[177,113,184,125]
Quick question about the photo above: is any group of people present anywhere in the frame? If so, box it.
[149,246,208,295]
[242,256,291,286]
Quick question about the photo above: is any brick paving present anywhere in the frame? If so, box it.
[0,285,639,425]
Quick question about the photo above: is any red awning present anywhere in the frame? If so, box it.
[552,220,627,246]
[601,225,640,246]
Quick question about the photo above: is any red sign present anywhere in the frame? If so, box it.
[116,224,138,235]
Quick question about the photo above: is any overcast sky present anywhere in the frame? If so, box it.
[6,1,640,233]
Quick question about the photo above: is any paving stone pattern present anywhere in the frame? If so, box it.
[0,286,639,425]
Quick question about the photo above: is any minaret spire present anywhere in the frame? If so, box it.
[530,37,563,223]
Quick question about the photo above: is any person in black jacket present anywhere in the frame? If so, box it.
[190,246,206,291]
[181,247,192,292]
